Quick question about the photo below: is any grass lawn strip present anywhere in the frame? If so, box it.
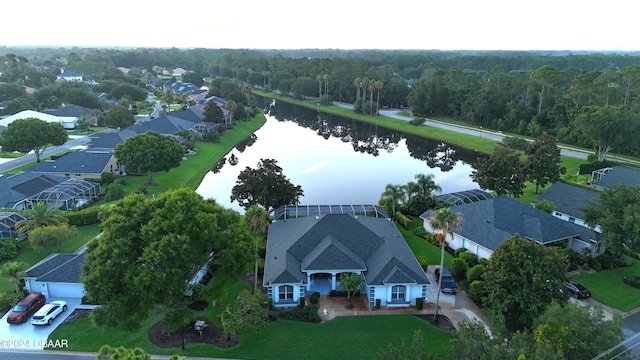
[574,258,640,312]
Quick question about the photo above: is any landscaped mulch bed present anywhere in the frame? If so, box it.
[416,314,457,333]
[147,316,241,349]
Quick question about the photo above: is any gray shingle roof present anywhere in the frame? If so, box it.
[534,181,599,219]
[42,104,92,118]
[25,150,113,175]
[25,252,85,283]
[263,213,429,287]
[595,166,640,188]
[87,129,135,150]
[444,197,583,251]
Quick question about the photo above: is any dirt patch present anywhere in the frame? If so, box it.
[415,314,457,333]
[147,316,241,349]
[64,309,92,322]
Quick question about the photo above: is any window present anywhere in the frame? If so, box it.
[568,217,575,223]
[391,285,406,301]
[278,285,294,301]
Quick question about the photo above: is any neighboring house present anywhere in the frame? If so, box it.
[56,69,84,82]
[263,205,430,308]
[42,104,94,125]
[0,212,27,240]
[533,181,601,232]
[25,150,120,180]
[0,172,100,211]
[0,109,78,129]
[172,68,188,76]
[591,165,640,190]
[420,196,603,259]
[0,100,10,111]
[24,250,85,299]
[187,89,209,103]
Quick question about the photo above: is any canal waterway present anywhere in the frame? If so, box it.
[196,100,482,213]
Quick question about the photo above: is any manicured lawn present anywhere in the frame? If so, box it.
[398,219,454,269]
[53,283,453,360]
[0,151,24,158]
[113,115,266,199]
[574,258,640,312]
[0,224,101,293]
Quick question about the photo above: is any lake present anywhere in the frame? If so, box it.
[196,100,481,213]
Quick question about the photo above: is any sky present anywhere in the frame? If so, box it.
[4,0,639,51]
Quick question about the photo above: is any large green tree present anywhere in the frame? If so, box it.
[230,158,304,212]
[525,132,565,194]
[582,184,640,254]
[0,118,67,163]
[114,131,184,185]
[203,101,225,124]
[83,189,254,330]
[219,289,268,341]
[102,105,135,129]
[482,234,570,331]
[471,144,527,198]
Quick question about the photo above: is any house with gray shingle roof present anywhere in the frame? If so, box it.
[591,165,640,190]
[24,250,86,299]
[263,210,430,308]
[420,196,602,259]
[533,181,601,232]
[0,172,68,210]
[25,150,120,180]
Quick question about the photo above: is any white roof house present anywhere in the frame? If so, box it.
[0,110,77,129]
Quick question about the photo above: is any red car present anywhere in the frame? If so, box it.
[6,292,46,324]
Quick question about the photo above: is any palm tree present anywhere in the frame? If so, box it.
[339,272,364,308]
[415,173,442,210]
[380,184,404,221]
[322,74,329,99]
[161,89,175,113]
[402,181,420,204]
[368,81,375,115]
[316,74,323,99]
[15,202,67,236]
[1,261,29,293]
[428,208,463,323]
[226,99,237,127]
[244,205,271,294]
[374,80,384,115]
[353,77,362,102]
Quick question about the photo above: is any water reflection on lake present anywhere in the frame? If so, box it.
[196,100,481,213]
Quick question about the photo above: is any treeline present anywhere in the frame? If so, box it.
[2,48,640,157]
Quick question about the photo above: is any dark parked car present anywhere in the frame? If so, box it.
[6,292,46,324]
[434,267,458,294]
[564,281,591,299]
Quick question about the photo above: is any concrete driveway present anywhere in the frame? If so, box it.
[0,297,81,351]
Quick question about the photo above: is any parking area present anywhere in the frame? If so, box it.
[0,297,82,350]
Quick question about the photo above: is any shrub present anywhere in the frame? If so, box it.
[0,291,23,313]
[425,233,440,246]
[299,297,305,309]
[533,199,555,213]
[450,258,468,281]
[101,172,115,184]
[467,264,485,283]
[115,177,127,185]
[309,292,320,304]
[416,255,428,271]
[479,258,490,267]
[415,297,424,310]
[65,208,99,226]
[105,183,126,202]
[409,118,426,126]
[454,248,468,258]
[0,238,18,261]
[135,185,148,195]
[202,132,220,143]
[468,280,486,305]
[375,298,380,309]
[578,159,619,175]
[502,136,530,151]
[623,276,640,290]
[459,252,479,267]
[395,212,411,229]
[413,226,427,237]
[282,305,321,323]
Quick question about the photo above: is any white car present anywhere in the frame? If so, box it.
[30,300,67,326]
